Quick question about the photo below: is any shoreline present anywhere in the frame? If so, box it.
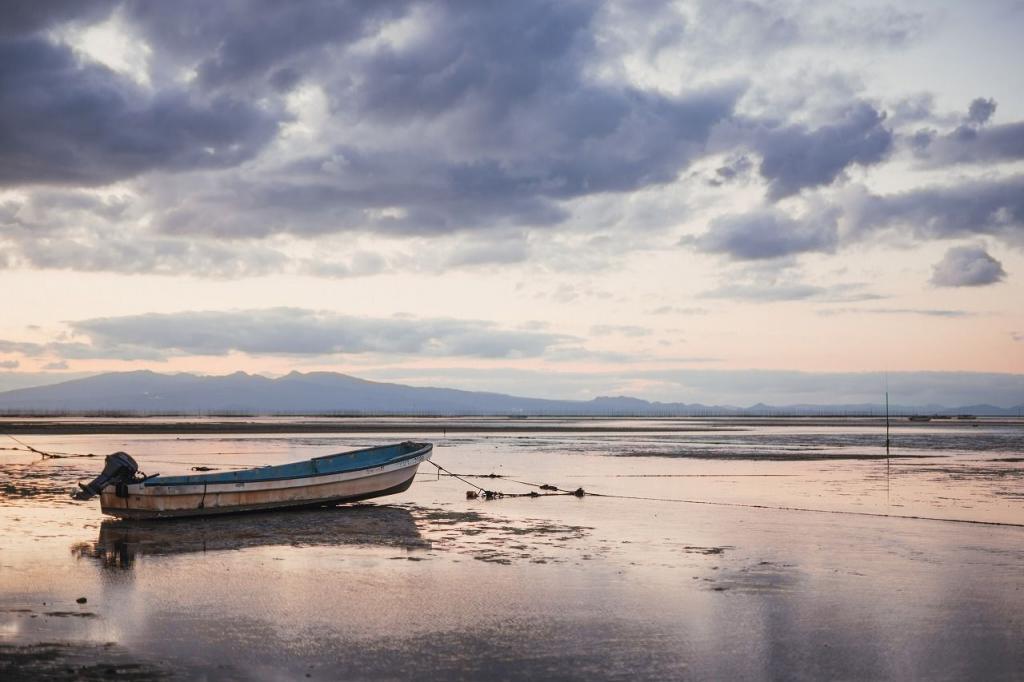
[0,415,1019,435]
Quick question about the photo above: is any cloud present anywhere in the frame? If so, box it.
[675,1,924,66]
[303,252,388,279]
[0,0,1015,286]
[930,244,1007,287]
[0,359,19,369]
[0,1,112,37]
[124,1,411,90]
[442,234,530,269]
[15,232,289,277]
[817,307,973,318]
[967,97,996,125]
[908,98,1024,166]
[52,308,575,360]
[42,360,69,370]
[589,325,651,338]
[648,306,710,316]
[0,36,281,187]
[0,340,45,356]
[127,0,741,239]
[0,338,165,361]
[844,175,1024,245]
[702,280,880,303]
[688,206,839,260]
[915,122,1024,166]
[752,102,893,199]
[708,155,753,186]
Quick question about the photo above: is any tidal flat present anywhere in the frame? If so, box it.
[1,417,1022,680]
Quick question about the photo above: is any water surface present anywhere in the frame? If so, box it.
[1,418,1022,679]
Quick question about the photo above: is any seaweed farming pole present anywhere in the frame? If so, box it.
[885,390,890,457]
[885,388,891,505]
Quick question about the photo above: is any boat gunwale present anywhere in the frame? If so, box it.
[141,441,432,488]
[134,452,430,496]
[101,469,421,519]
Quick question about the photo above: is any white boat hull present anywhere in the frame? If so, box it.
[100,451,429,519]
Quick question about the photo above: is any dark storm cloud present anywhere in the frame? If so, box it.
[0,0,113,37]
[0,36,280,187]
[930,244,1007,287]
[688,207,839,260]
[132,0,740,237]
[66,308,572,359]
[125,0,411,90]
[156,90,740,238]
[2,0,1015,276]
[751,102,893,199]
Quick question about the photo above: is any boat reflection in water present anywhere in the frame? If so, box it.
[73,504,428,570]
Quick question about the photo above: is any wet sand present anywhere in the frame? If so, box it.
[1,418,1022,679]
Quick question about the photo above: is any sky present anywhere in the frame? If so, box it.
[0,0,1022,406]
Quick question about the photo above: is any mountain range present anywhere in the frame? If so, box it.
[0,371,1019,416]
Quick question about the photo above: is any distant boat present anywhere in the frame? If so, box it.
[908,416,931,422]
[73,442,432,519]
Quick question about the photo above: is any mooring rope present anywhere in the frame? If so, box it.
[1,436,262,470]
[421,460,1024,528]
[423,460,579,499]
[2,433,57,457]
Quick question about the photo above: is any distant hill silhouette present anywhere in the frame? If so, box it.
[0,370,1020,416]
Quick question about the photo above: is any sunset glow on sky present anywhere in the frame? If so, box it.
[0,1,1021,405]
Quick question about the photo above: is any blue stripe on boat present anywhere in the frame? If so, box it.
[143,441,429,487]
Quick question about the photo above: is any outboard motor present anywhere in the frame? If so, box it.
[72,452,140,501]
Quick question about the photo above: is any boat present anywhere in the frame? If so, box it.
[72,441,432,519]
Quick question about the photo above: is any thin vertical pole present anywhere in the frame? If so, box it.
[885,388,891,504]
[885,390,890,456]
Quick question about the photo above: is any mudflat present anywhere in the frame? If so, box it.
[2,418,1022,679]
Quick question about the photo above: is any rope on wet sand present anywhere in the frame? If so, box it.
[422,460,582,500]
[423,461,1024,528]
[2,433,64,458]
[1,436,261,470]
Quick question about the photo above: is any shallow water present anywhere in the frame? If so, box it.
[1,418,1022,680]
